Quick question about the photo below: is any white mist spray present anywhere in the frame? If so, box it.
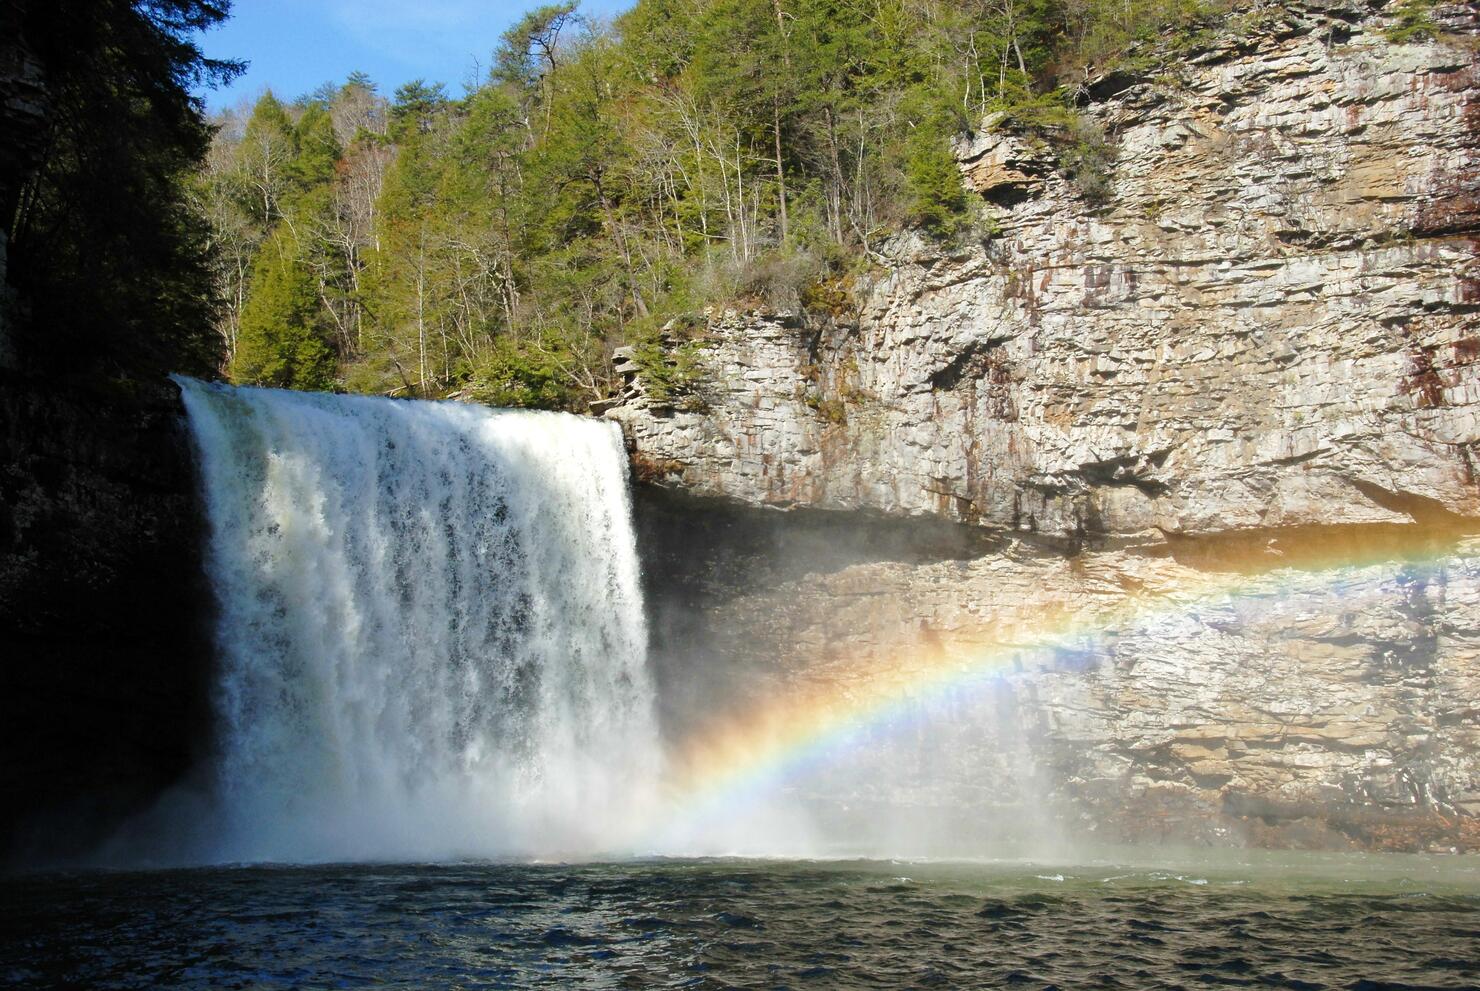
[174,377,662,863]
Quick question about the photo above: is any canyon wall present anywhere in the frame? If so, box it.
[614,1,1480,851]
[0,376,211,861]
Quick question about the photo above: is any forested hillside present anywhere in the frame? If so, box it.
[200,0,1434,406]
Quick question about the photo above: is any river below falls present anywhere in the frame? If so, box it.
[3,851,1478,989]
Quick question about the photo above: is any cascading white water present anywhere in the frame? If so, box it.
[174,377,662,863]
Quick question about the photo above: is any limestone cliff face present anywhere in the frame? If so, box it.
[614,2,1480,850]
[682,535,1480,852]
[613,3,1478,545]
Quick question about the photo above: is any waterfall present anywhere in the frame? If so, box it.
[174,377,662,863]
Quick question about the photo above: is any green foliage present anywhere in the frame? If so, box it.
[493,2,579,90]
[340,352,408,397]
[292,104,341,189]
[729,251,827,310]
[245,92,294,138]
[3,0,241,382]
[231,236,335,390]
[193,0,1257,408]
[465,336,581,409]
[1385,0,1439,43]
[630,334,705,408]
[389,80,449,139]
[1061,117,1117,207]
[803,391,847,425]
[1058,0,1229,75]
[616,0,696,80]
[799,270,856,321]
[235,93,297,224]
[902,88,970,237]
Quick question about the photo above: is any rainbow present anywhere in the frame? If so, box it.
[651,527,1479,841]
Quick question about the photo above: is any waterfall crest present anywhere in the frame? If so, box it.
[174,377,661,863]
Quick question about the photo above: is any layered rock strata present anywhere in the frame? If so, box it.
[682,529,1480,852]
[615,2,1480,850]
[612,2,1479,545]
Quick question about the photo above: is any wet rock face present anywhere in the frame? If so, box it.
[631,485,999,749]
[610,3,1480,545]
[695,537,1480,852]
[613,4,1480,851]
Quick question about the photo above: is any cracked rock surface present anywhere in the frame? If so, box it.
[611,3,1479,545]
[617,3,1480,851]
[684,534,1480,852]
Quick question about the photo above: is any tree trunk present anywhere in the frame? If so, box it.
[773,99,788,246]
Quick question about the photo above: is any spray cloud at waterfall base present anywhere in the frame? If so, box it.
[142,380,1072,864]
[138,380,1479,865]
[162,378,664,863]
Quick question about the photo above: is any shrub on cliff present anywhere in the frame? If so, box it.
[1062,118,1118,207]
[1385,0,1440,43]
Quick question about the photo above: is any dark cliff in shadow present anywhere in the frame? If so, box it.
[0,374,213,864]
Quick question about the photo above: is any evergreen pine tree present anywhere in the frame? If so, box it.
[231,235,336,390]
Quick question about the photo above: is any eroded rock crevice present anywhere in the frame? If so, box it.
[612,3,1480,851]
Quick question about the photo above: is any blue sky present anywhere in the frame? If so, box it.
[197,0,631,111]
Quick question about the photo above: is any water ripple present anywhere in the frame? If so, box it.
[3,859,1478,990]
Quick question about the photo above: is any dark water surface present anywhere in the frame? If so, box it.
[4,854,1478,989]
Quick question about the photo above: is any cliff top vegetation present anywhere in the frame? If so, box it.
[10,1,1444,404]
[207,0,1259,406]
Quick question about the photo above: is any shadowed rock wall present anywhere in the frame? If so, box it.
[612,2,1480,851]
[0,377,210,863]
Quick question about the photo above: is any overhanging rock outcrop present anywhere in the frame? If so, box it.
[609,1,1480,547]
[612,2,1480,851]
